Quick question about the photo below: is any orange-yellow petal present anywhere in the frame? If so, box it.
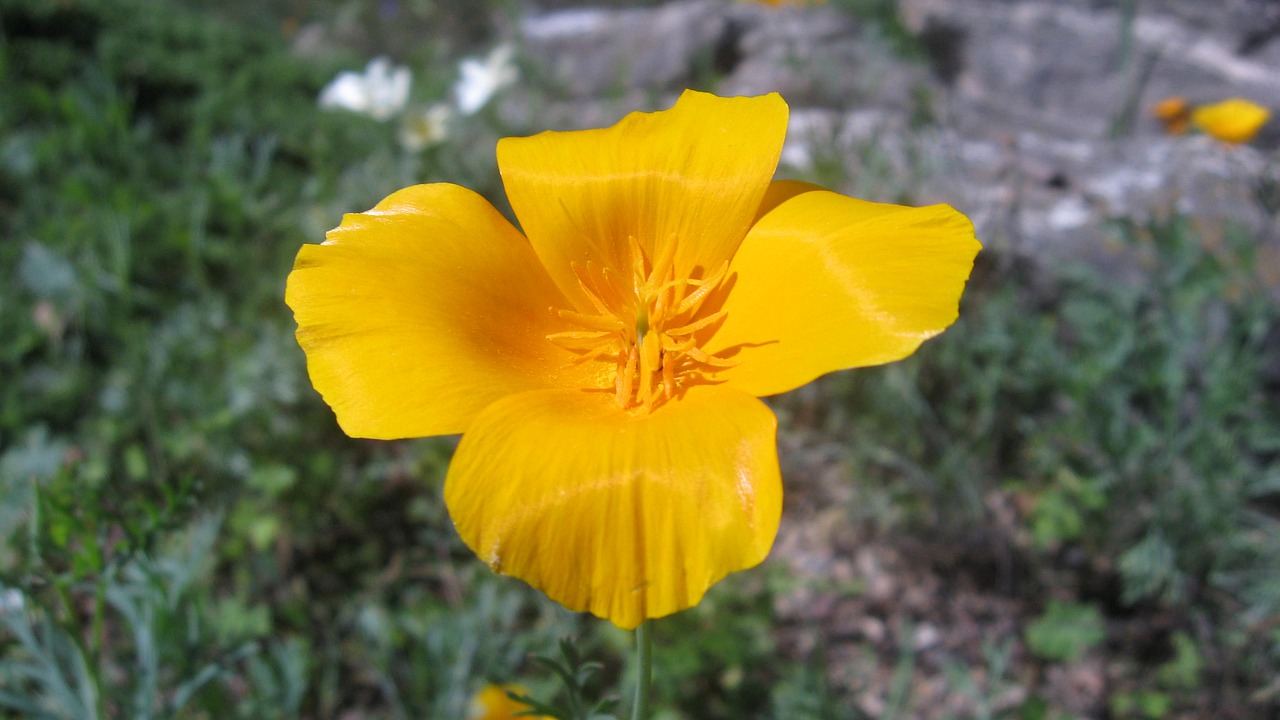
[497,90,788,309]
[444,385,782,629]
[1150,95,1191,135]
[285,184,604,439]
[469,684,547,720]
[705,190,981,397]
[1191,98,1271,144]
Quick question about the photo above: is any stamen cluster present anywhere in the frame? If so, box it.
[548,237,737,411]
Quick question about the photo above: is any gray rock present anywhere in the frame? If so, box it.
[520,0,929,110]
[513,0,1280,283]
[903,0,1280,141]
[782,105,1278,274]
[718,4,930,111]
[519,1,732,96]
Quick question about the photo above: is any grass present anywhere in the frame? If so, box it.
[1,0,1278,717]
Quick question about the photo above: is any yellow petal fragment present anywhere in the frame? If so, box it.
[469,684,548,720]
[497,91,788,309]
[1191,98,1271,144]
[285,184,604,439]
[444,386,782,629]
[706,190,981,397]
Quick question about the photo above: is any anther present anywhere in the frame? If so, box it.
[665,309,726,336]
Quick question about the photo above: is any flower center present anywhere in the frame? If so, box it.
[547,237,737,411]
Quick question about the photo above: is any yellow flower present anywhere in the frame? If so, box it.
[1191,98,1271,144]
[469,684,547,720]
[285,91,980,629]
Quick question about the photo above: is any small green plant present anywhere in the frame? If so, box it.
[1109,689,1172,719]
[1024,468,1107,550]
[513,638,619,720]
[1155,632,1203,691]
[1024,601,1105,663]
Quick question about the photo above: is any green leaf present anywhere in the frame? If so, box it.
[1024,600,1105,662]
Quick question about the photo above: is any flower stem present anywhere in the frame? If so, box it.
[631,621,652,720]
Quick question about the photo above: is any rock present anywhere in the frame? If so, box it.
[519,1,733,97]
[521,0,930,110]
[717,4,930,111]
[903,0,1280,141]
[779,105,1278,274]
[514,0,1280,282]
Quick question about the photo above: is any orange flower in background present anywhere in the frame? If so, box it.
[1150,96,1191,135]
[469,684,548,720]
[1190,97,1271,144]
[285,91,980,629]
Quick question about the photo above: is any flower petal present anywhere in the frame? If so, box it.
[285,184,604,439]
[470,684,545,720]
[706,190,981,397]
[444,385,782,629]
[497,90,788,308]
[1191,98,1271,144]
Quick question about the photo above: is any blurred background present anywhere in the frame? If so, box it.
[2,0,1279,717]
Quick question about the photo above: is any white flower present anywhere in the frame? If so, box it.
[0,588,23,614]
[398,103,454,151]
[454,44,518,116]
[319,57,411,121]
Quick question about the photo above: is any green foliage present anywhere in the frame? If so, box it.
[0,516,265,720]
[829,214,1280,698]
[1109,689,1172,720]
[513,638,619,720]
[940,639,1029,720]
[1105,630,1207,720]
[1024,468,1107,550]
[649,575,778,717]
[1024,600,1105,663]
[1155,632,1202,691]
[768,661,857,720]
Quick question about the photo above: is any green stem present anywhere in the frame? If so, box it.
[631,621,652,720]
